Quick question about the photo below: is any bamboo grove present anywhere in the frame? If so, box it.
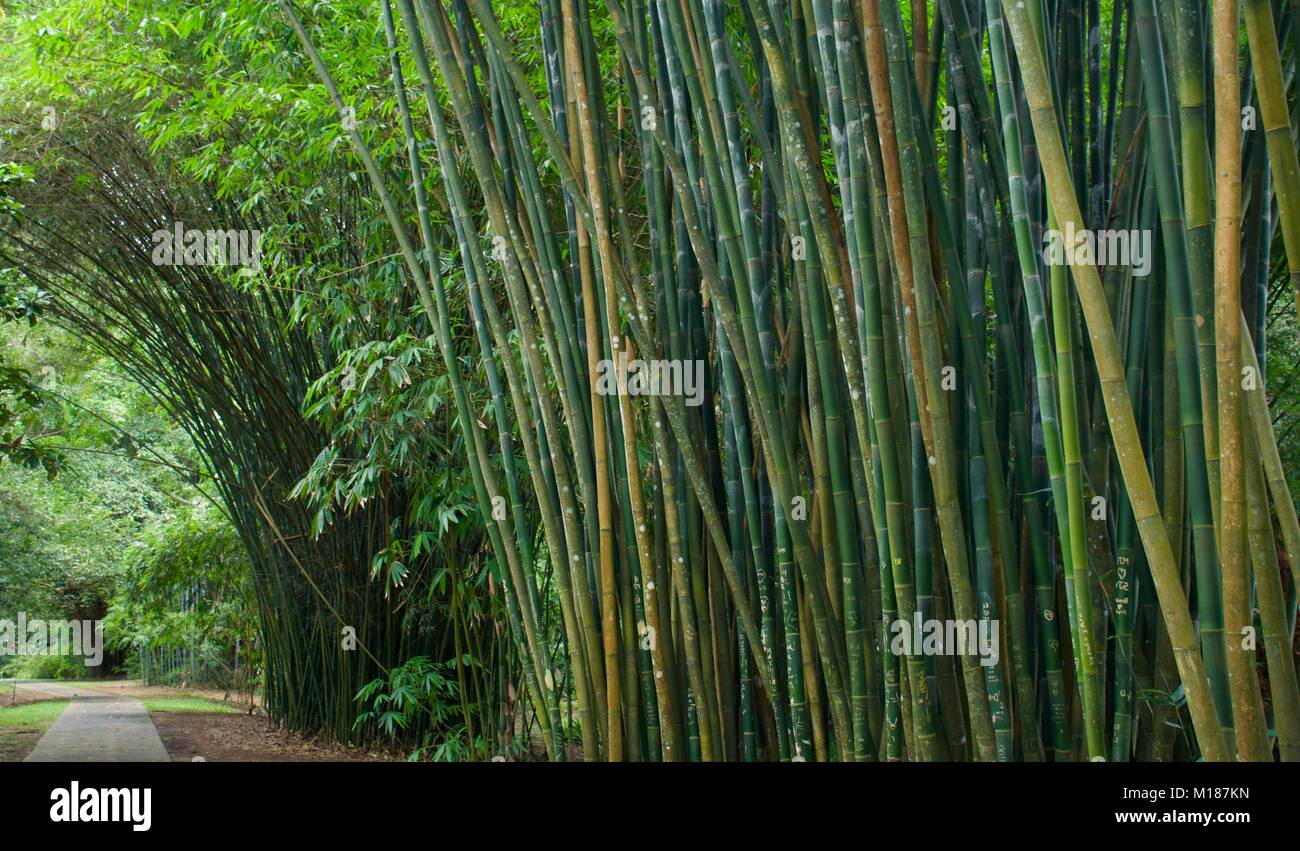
[273,0,1300,762]
[0,102,514,748]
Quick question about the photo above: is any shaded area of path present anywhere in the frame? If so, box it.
[16,681,169,762]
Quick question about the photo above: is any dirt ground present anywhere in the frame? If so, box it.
[151,712,396,762]
[0,685,59,709]
[0,728,43,761]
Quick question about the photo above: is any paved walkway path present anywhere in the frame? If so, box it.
[17,681,170,762]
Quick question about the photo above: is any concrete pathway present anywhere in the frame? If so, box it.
[16,681,170,762]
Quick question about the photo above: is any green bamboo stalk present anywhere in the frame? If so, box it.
[1244,0,1300,319]
[1047,203,1106,760]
